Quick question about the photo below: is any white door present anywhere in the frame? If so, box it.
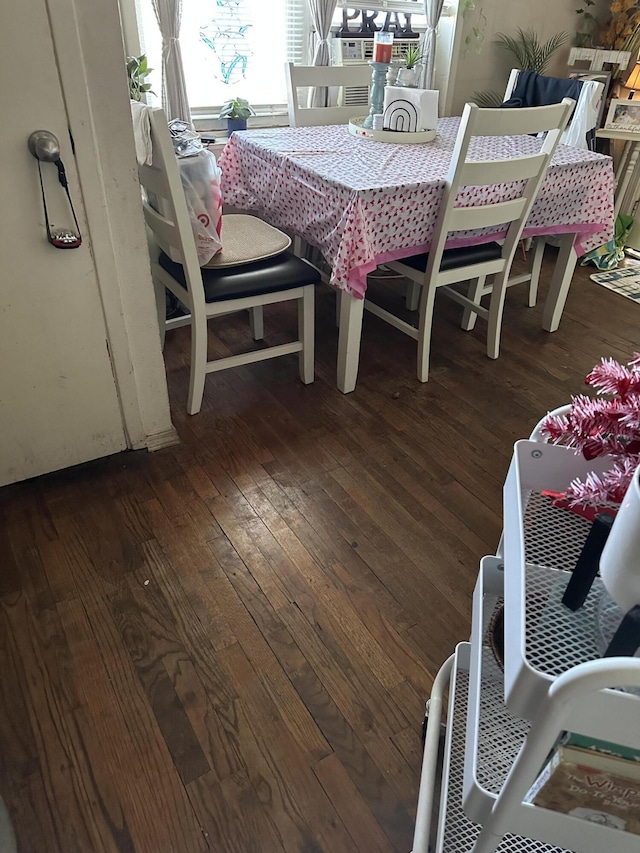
[0,0,128,486]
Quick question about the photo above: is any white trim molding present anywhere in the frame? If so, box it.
[47,0,175,450]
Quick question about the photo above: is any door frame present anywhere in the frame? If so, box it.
[46,0,177,451]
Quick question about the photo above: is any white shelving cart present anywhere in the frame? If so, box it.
[413,440,640,853]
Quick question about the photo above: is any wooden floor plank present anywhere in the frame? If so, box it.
[187,769,283,853]
[314,753,397,853]
[1,598,131,853]
[219,641,360,853]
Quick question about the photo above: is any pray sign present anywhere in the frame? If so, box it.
[338,7,419,38]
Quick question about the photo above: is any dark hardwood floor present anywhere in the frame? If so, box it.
[1,255,638,852]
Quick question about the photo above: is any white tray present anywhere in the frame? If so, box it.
[349,116,436,144]
[503,441,640,721]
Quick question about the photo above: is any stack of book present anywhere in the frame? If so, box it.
[525,732,640,835]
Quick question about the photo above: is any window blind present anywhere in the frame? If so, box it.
[334,0,425,13]
[285,0,311,65]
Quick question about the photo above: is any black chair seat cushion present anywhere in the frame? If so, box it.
[159,250,320,303]
[400,241,503,274]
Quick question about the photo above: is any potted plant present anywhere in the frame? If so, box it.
[472,28,569,108]
[126,54,154,102]
[218,97,255,137]
[396,44,424,88]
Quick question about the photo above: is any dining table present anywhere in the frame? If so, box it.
[218,118,614,393]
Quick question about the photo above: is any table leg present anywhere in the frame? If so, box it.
[542,232,577,333]
[614,141,640,218]
[337,291,365,393]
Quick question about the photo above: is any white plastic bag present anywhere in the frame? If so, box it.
[177,150,223,265]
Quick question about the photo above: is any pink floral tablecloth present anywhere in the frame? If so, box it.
[219,118,614,298]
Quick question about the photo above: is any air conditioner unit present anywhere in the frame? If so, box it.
[330,1,465,115]
[332,37,421,107]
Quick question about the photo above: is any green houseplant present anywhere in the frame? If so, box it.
[494,28,569,74]
[473,28,569,108]
[396,43,424,87]
[126,54,154,101]
[218,97,255,137]
[575,0,598,48]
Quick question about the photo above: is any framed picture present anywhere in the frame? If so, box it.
[568,70,611,127]
[604,98,640,133]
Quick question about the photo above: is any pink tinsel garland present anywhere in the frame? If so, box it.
[541,354,640,508]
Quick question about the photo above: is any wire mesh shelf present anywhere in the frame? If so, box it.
[502,441,630,717]
[437,644,572,853]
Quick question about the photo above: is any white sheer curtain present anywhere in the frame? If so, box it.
[422,0,445,89]
[308,0,337,107]
[151,0,191,122]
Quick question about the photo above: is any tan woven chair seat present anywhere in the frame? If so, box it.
[202,214,291,268]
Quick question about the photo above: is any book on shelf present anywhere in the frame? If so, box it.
[525,732,640,835]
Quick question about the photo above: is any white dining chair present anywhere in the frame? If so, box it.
[139,108,319,415]
[365,99,574,382]
[503,69,604,151]
[285,63,372,127]
[501,69,605,308]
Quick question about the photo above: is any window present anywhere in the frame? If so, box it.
[136,0,309,114]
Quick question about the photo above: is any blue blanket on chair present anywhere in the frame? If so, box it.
[501,70,582,117]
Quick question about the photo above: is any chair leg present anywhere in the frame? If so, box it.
[187,316,208,415]
[417,285,438,383]
[529,238,545,307]
[406,281,421,311]
[487,273,509,360]
[153,277,167,350]
[298,285,315,384]
[461,276,486,331]
[249,306,264,340]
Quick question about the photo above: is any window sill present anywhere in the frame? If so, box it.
[192,110,289,133]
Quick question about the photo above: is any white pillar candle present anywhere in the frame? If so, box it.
[600,466,640,612]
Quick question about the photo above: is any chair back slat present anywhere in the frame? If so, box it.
[142,203,180,258]
[469,101,573,137]
[425,99,573,284]
[137,108,205,311]
[285,63,372,128]
[138,161,172,199]
[460,153,548,187]
[448,198,528,232]
[291,106,370,128]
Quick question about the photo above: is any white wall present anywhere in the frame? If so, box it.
[450,0,611,114]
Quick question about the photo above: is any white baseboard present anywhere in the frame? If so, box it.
[144,426,181,452]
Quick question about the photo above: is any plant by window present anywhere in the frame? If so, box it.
[126,54,154,101]
[575,0,598,48]
[402,44,424,69]
[218,97,255,120]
